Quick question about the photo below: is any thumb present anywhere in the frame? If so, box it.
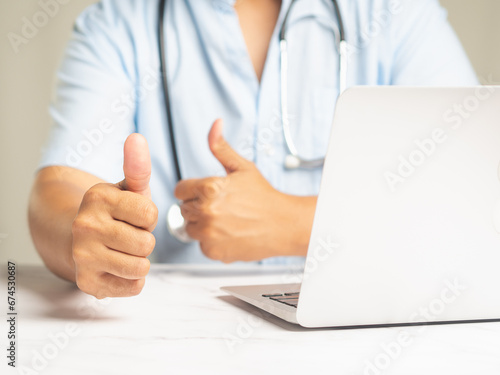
[118,133,151,197]
[208,119,249,174]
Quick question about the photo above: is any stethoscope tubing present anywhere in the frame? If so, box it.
[159,0,347,242]
[280,0,347,170]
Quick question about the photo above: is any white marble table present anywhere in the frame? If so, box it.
[2,264,500,375]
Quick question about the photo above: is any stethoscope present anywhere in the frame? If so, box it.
[159,0,348,243]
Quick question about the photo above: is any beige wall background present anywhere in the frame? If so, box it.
[1,0,500,265]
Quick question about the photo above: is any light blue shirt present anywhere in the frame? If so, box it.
[40,0,478,264]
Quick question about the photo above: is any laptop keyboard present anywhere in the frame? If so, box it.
[262,292,300,308]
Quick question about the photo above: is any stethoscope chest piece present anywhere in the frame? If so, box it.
[167,203,194,243]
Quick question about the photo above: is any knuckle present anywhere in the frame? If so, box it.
[72,246,91,266]
[129,278,146,297]
[142,233,156,256]
[202,203,217,219]
[200,242,223,261]
[184,223,199,240]
[198,226,214,244]
[197,209,211,224]
[73,200,110,239]
[129,258,150,278]
[180,203,193,219]
[196,203,217,224]
[221,257,234,265]
[108,221,122,239]
[83,184,108,204]
[136,259,151,278]
[141,201,158,226]
[94,291,108,300]
[75,275,95,297]
[203,177,224,199]
[72,216,92,237]
[173,183,184,200]
[191,197,206,213]
[188,222,211,242]
[200,243,215,259]
[72,214,106,241]
[201,222,217,240]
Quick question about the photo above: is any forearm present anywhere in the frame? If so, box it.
[277,195,318,257]
[28,167,102,282]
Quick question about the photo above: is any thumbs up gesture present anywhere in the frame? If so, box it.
[174,119,315,263]
[72,134,158,298]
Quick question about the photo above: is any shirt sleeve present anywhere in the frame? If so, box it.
[389,0,478,86]
[39,1,137,183]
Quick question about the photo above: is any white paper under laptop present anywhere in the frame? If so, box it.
[222,87,500,328]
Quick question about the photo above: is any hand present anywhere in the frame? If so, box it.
[72,134,158,298]
[174,119,316,263]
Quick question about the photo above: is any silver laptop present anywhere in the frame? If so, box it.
[222,86,500,328]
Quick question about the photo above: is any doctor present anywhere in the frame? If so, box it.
[29,0,477,299]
